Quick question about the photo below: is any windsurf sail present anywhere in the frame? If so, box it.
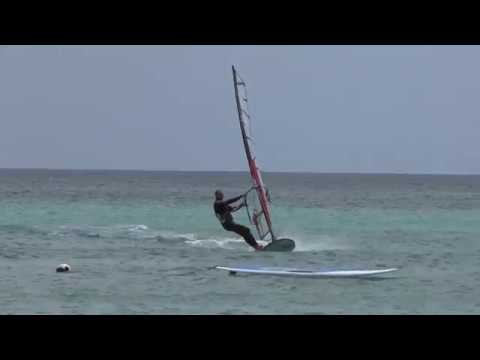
[232,65,276,242]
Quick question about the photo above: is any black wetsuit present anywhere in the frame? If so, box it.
[214,195,258,248]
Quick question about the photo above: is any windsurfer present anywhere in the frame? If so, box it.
[213,190,264,251]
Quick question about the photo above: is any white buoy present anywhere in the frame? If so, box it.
[56,263,71,273]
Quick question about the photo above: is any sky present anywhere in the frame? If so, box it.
[0,45,479,174]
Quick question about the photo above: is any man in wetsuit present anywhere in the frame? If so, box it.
[213,190,264,251]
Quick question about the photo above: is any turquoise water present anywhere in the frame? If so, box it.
[1,169,480,314]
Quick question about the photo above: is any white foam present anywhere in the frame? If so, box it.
[128,225,148,232]
[155,231,197,242]
[159,230,349,253]
[185,237,245,250]
[277,234,351,252]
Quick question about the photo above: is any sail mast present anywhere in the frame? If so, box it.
[232,66,253,163]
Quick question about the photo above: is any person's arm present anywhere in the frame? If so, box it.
[230,202,245,213]
[224,194,244,205]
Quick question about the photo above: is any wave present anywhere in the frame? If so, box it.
[0,223,349,253]
[0,223,152,240]
[0,224,50,237]
[52,224,153,240]
[0,224,238,248]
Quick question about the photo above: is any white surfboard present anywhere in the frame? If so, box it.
[216,266,398,278]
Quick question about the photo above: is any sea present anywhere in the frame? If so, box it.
[1,169,480,314]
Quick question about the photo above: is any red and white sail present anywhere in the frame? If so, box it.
[232,66,275,241]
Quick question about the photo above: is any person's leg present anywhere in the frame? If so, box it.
[225,223,258,248]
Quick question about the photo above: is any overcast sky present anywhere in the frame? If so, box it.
[0,45,479,174]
